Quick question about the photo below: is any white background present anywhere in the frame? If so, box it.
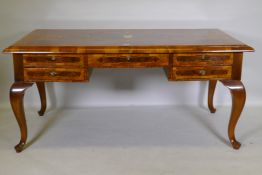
[0,0,261,108]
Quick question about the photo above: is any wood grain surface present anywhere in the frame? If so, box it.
[3,29,254,53]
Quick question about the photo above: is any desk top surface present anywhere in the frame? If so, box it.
[3,29,254,53]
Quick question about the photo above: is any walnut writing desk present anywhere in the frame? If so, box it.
[3,29,254,152]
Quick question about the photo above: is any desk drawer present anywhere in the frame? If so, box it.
[172,66,232,80]
[88,54,169,67]
[173,53,233,66]
[24,68,87,82]
[23,54,84,67]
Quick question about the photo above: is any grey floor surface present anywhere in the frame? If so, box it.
[0,106,262,175]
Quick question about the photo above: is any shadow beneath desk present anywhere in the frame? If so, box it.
[185,107,229,147]
[26,83,58,149]
[26,109,62,149]
[27,106,231,149]
[198,81,208,110]
[46,83,57,112]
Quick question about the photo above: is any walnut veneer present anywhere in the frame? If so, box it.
[3,29,254,152]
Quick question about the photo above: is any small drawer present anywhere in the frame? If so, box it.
[88,54,169,68]
[173,53,233,66]
[24,68,87,82]
[172,66,232,80]
[23,54,85,67]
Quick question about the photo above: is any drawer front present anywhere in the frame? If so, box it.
[173,53,233,66]
[88,54,169,68]
[173,66,232,80]
[23,54,85,67]
[24,68,87,82]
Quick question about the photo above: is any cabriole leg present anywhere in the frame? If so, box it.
[36,82,46,116]
[208,80,217,113]
[10,82,33,153]
[220,80,246,149]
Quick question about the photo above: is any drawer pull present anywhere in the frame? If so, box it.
[49,71,57,76]
[199,70,207,75]
[201,55,207,60]
[50,57,56,61]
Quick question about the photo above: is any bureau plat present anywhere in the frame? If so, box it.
[3,29,254,152]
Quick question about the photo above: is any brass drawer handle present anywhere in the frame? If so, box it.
[49,71,57,76]
[199,70,207,75]
[50,56,56,61]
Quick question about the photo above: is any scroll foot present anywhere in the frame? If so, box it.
[230,140,241,150]
[15,141,26,153]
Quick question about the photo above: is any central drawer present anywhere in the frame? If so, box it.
[88,54,169,68]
